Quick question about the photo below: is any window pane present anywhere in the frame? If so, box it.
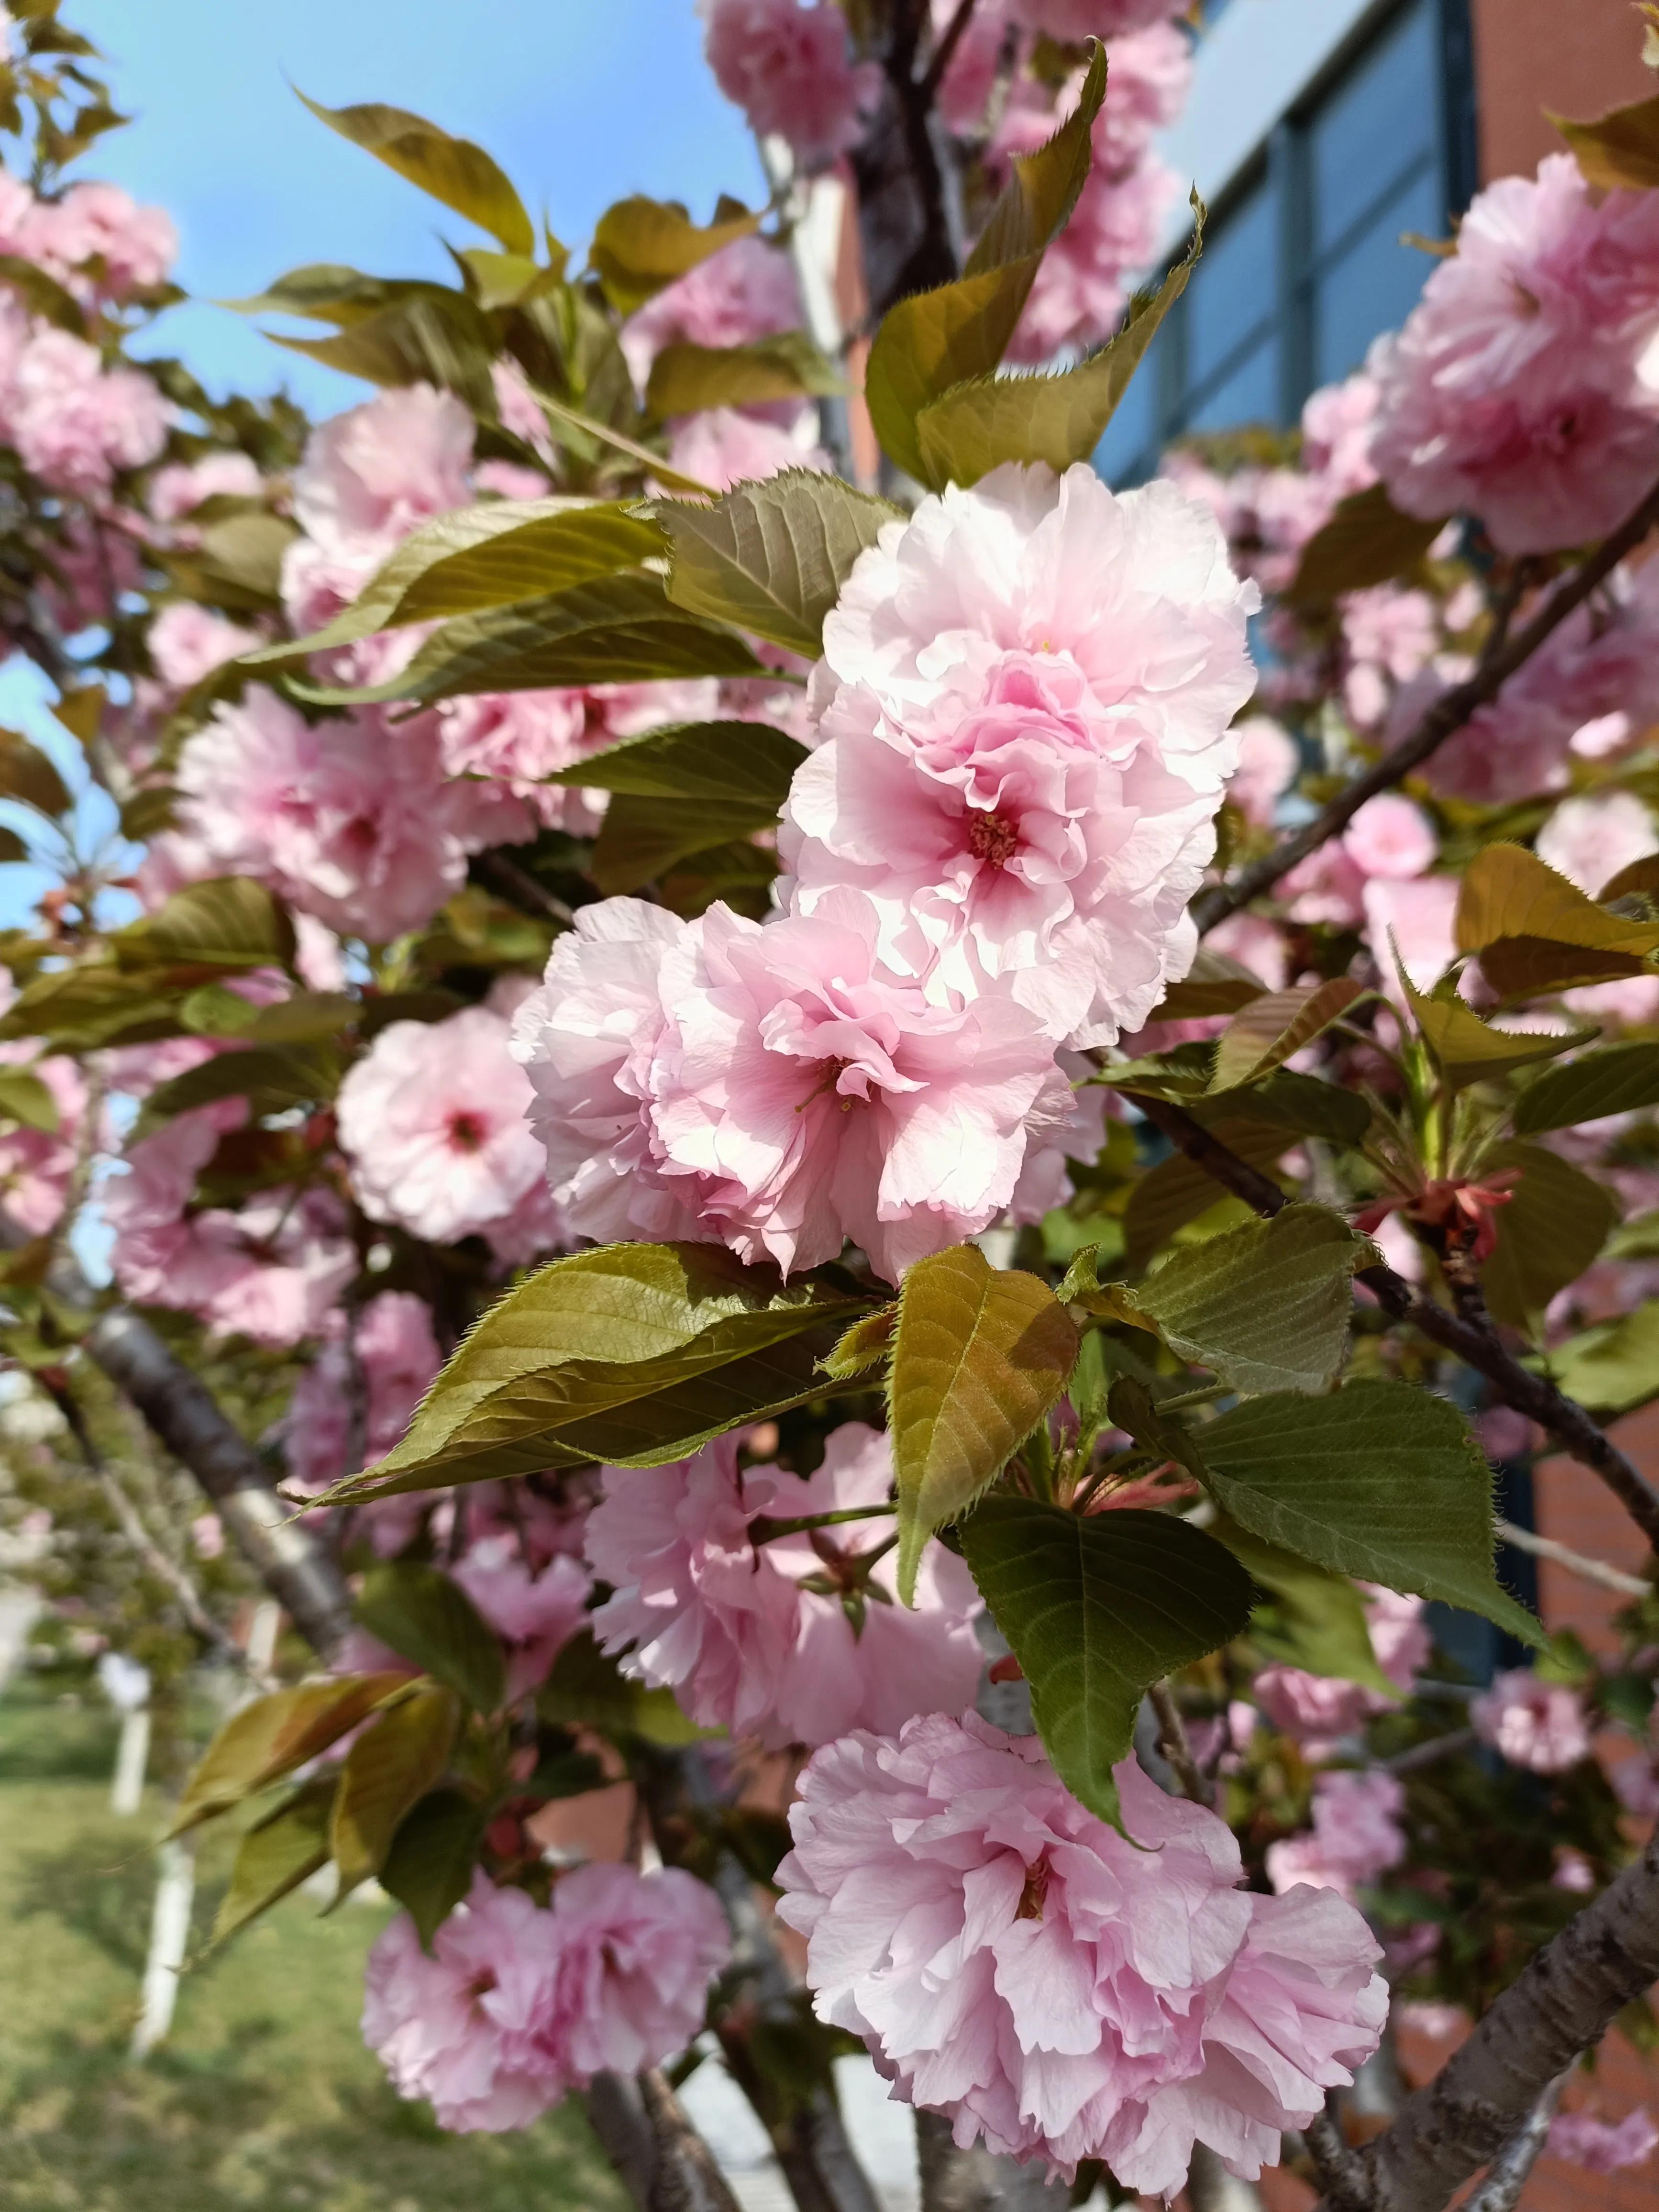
[1095,335,1160,485]
[1187,333,1279,432]
[1311,0,1438,258]
[1313,163,1441,384]
[1185,182,1278,391]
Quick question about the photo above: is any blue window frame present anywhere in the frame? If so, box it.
[1097,0,1477,485]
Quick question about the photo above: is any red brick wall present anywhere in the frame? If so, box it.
[1471,0,1653,183]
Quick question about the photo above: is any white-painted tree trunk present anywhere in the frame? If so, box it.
[110,1703,151,1816]
[130,1834,195,2058]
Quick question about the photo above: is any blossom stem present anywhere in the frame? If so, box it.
[1148,1679,1210,1805]
[750,1504,897,1540]
[1193,470,1659,933]
[1492,1517,1652,1600]
[1382,1727,1476,1776]
[1127,1092,1659,1555]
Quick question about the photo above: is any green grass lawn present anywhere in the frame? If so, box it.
[0,1678,625,2212]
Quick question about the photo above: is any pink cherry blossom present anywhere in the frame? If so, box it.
[622,235,802,390]
[149,451,263,525]
[776,1714,1386,2197]
[1341,794,1438,883]
[284,1291,442,1495]
[336,1007,561,1257]
[1369,155,1659,553]
[1253,1667,1376,1751]
[453,1536,592,1702]
[27,180,177,295]
[105,1101,354,1348]
[1471,1669,1592,1773]
[1006,154,1179,364]
[439,676,717,831]
[1227,717,1299,826]
[541,1860,731,2081]
[932,0,1010,134]
[1301,374,1381,498]
[647,891,1075,1280]
[147,602,260,690]
[1534,790,1658,896]
[290,382,473,565]
[587,1424,981,1746]
[701,0,883,167]
[0,1053,84,1239]
[1364,1585,1430,1692]
[1265,1770,1407,1902]
[1363,874,1459,1002]
[173,686,500,942]
[788,462,1258,1050]
[1006,0,1183,35]
[5,328,168,493]
[667,408,831,493]
[1547,2107,1659,2173]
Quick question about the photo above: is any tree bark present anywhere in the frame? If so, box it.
[915,2112,1062,2212]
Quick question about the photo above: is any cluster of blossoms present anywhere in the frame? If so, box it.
[512,461,1256,1282]
[363,1865,730,2132]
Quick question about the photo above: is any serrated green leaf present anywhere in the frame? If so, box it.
[1549,1301,1659,1416]
[1210,978,1367,1093]
[298,90,533,253]
[590,194,759,315]
[889,1245,1079,1603]
[1211,1517,1395,1694]
[819,1305,897,1382]
[267,293,497,415]
[213,1777,337,1943]
[292,572,761,707]
[354,1562,507,1715]
[172,1674,411,1835]
[646,332,842,420]
[1553,88,1659,190]
[1456,843,1659,960]
[246,499,665,665]
[379,1786,489,1946]
[331,1685,459,1900]
[312,1242,874,1504]
[960,1496,1253,1825]
[136,1044,338,1133]
[913,201,1201,487]
[1284,481,1445,607]
[659,471,901,658]
[1512,1041,1659,1134]
[1193,1381,1542,1645]
[114,876,295,973]
[1480,1139,1617,1333]
[533,390,713,497]
[539,1629,717,1745]
[555,717,806,801]
[1130,1203,1372,1394]
[0,1068,58,1133]
[0,729,68,817]
[1402,972,1590,1094]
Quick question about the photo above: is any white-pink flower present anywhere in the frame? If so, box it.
[784,462,1257,1050]
[667,408,830,493]
[776,1715,1387,2197]
[542,1860,731,2081]
[149,451,263,525]
[5,328,168,494]
[0,1053,84,1239]
[1265,1770,1407,1902]
[701,0,882,167]
[453,1536,592,1702]
[1227,716,1299,827]
[284,1291,442,1494]
[1534,790,1658,896]
[290,382,473,565]
[586,1423,981,1746]
[1471,1669,1592,1773]
[148,603,260,691]
[1340,793,1438,883]
[622,235,801,390]
[1547,2107,1659,2174]
[336,1007,562,1258]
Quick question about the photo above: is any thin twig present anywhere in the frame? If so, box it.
[1194,472,1659,931]
[1128,1092,1659,1554]
[1383,1727,1476,1776]
[919,0,978,99]
[1463,2071,1569,2212]
[479,849,575,927]
[1149,1679,1211,1804]
[1494,1518,1652,1600]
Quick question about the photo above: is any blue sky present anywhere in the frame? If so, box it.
[75,0,765,410]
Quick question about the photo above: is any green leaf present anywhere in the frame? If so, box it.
[1402,973,1590,1095]
[172,1674,412,1835]
[1213,1518,1395,1695]
[646,332,841,420]
[0,966,186,1053]
[1549,1301,1659,1416]
[864,44,1107,483]
[1129,1203,1373,1394]
[889,1244,1079,1603]
[557,717,806,801]
[292,572,761,707]
[1512,1041,1659,1134]
[354,1562,508,1715]
[1479,1139,1617,1334]
[1150,951,1266,1023]
[539,1629,716,1746]
[913,201,1202,488]
[1456,843,1659,961]
[267,293,497,415]
[1553,89,1659,190]
[659,471,901,658]
[1210,1071,1373,1148]
[1193,1381,1543,1645]
[248,499,666,664]
[330,1684,460,1899]
[1210,978,1367,1093]
[114,876,295,973]
[1284,482,1446,607]
[532,390,714,497]
[213,1777,337,1943]
[136,1044,338,1133]
[313,1243,874,1504]
[297,91,533,253]
[0,823,28,862]
[379,1786,490,1946]
[0,1068,58,1133]
[819,1306,897,1382]
[959,1495,1254,1825]
[1123,1119,1293,1269]
[0,729,69,817]
[590,797,761,894]
[0,252,87,334]
[590,194,759,315]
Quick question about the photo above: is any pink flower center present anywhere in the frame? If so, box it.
[1016,1859,1051,1922]
[967,809,1020,867]
[448,1110,487,1152]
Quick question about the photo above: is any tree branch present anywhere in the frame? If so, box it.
[1462,2072,1568,2212]
[1128,1094,1659,1553]
[1194,472,1659,932]
[1149,1679,1211,1804]
[1493,1518,1651,1600]
[919,0,979,100]
[1305,2093,1374,2212]
[850,0,959,331]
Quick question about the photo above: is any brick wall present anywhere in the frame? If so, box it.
[1471,0,1652,182]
